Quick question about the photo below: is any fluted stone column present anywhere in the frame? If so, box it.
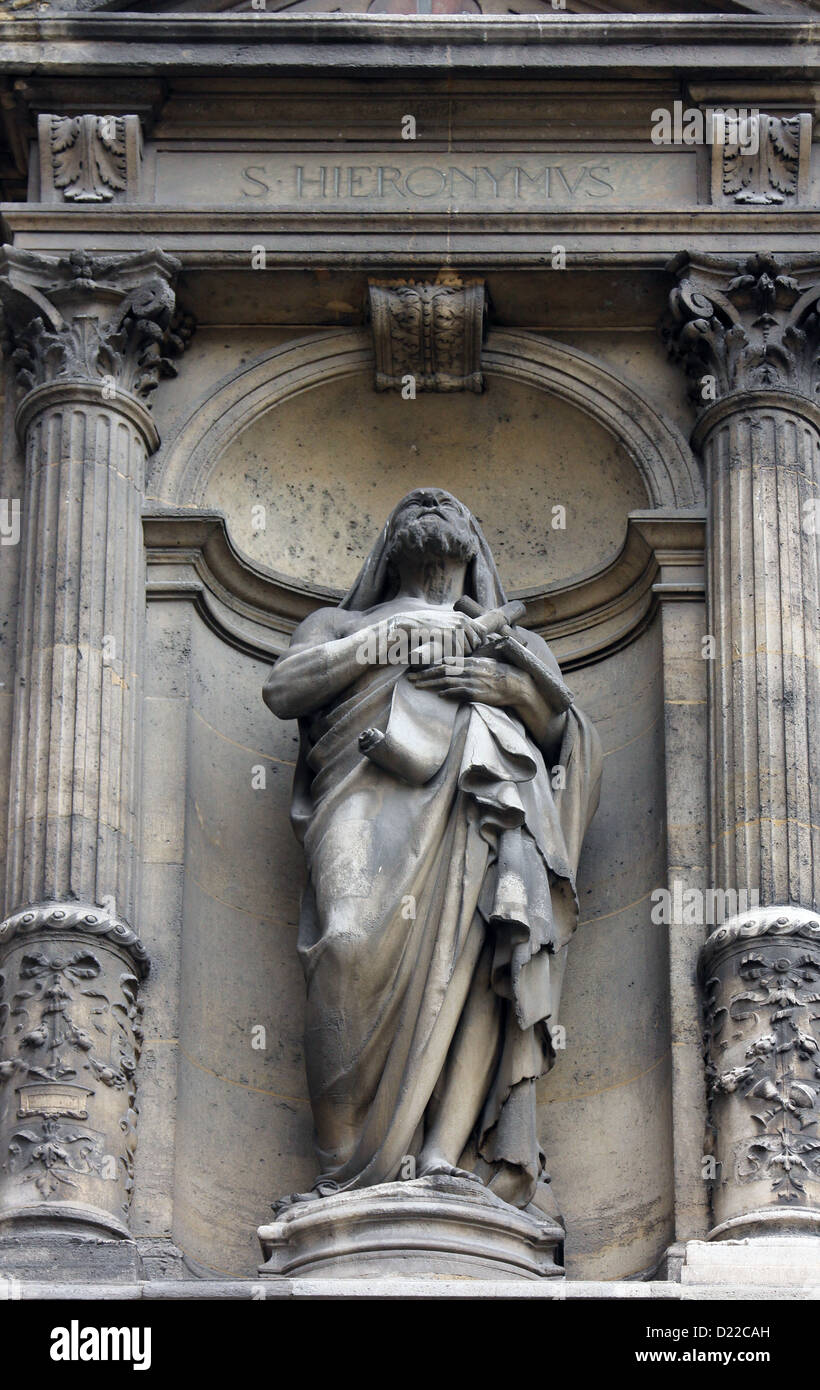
[666,253,820,1276]
[0,247,186,1274]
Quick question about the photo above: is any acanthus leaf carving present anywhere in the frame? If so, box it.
[39,114,142,206]
[718,113,811,208]
[0,248,193,405]
[368,276,487,393]
[50,115,127,203]
[663,251,820,405]
[8,1117,108,1199]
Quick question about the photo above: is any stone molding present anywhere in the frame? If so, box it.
[0,901,150,979]
[701,907,820,968]
[1,15,818,78]
[368,277,486,393]
[690,385,820,449]
[155,327,701,510]
[258,1175,564,1281]
[143,507,705,669]
[14,379,161,453]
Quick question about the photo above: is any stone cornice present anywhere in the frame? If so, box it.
[5,208,820,270]
[0,16,818,80]
[143,506,705,670]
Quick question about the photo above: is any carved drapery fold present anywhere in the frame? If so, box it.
[368,276,487,392]
[700,908,820,1239]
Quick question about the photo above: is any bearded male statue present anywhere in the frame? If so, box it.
[263,488,602,1214]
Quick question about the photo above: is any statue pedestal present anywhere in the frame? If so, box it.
[257,1176,564,1281]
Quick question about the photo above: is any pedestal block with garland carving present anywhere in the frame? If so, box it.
[0,903,148,1257]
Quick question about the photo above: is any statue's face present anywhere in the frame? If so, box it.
[387,491,477,568]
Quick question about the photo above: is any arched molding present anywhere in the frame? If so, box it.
[153,326,703,511]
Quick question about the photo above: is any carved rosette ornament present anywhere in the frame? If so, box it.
[0,904,149,1239]
[368,276,487,392]
[700,908,820,1239]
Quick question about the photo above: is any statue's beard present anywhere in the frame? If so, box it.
[387,512,478,569]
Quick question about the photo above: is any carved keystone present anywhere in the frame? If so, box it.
[368,276,487,392]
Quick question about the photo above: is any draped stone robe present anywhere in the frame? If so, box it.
[288,614,601,1210]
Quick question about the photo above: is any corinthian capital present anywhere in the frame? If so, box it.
[663,251,820,406]
[0,247,193,408]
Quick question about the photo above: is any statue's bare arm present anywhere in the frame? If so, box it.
[263,608,372,720]
[264,605,495,721]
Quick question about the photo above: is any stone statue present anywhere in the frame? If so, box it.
[263,488,602,1213]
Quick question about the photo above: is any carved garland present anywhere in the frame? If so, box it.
[0,903,148,1223]
[701,912,820,1210]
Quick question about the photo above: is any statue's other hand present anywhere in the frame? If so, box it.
[375,611,490,666]
[407,656,523,708]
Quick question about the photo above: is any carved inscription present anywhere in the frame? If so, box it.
[153,149,699,209]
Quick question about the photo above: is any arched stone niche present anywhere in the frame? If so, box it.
[153,327,702,593]
[138,327,704,1281]
[201,370,647,592]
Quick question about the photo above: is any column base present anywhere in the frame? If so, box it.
[257,1175,564,1281]
[0,1231,141,1282]
[679,1220,820,1289]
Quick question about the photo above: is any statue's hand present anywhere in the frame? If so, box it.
[365,611,492,667]
[407,656,526,708]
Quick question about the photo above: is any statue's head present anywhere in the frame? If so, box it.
[341,486,506,613]
[385,488,478,573]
